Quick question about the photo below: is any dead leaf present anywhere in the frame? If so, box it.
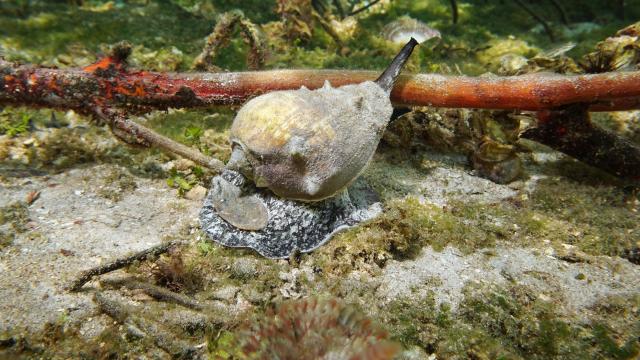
[26,190,40,205]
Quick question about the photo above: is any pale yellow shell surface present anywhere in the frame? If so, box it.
[230,81,393,201]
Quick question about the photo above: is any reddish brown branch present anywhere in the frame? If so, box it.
[2,58,639,115]
[3,57,640,179]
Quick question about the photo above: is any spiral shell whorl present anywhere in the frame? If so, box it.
[230,80,392,201]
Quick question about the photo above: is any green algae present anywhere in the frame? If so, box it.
[195,261,639,359]
[525,177,638,257]
[312,167,639,278]
[125,231,283,300]
[313,196,509,275]
[95,166,138,202]
[0,112,31,138]
[2,277,634,360]
[0,1,212,66]
[0,319,164,359]
[380,283,640,359]
[1,233,636,359]
[0,201,29,233]
[0,201,30,250]
[145,109,233,163]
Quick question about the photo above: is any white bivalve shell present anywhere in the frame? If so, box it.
[230,80,392,201]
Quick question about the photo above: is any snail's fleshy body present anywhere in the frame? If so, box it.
[200,169,382,258]
[229,81,392,201]
[228,38,419,202]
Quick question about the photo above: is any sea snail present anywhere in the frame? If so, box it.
[226,38,419,202]
[201,38,418,256]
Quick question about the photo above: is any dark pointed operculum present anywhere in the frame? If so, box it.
[375,38,419,94]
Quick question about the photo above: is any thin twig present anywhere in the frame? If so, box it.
[101,277,204,310]
[513,0,555,42]
[547,0,569,25]
[95,108,226,172]
[68,240,181,292]
[449,0,459,24]
[349,0,381,16]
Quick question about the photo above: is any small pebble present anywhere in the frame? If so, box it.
[210,285,239,302]
[185,185,207,201]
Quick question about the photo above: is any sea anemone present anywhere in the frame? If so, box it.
[233,297,399,360]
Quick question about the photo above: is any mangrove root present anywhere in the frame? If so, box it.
[193,11,266,72]
[2,52,640,177]
[522,104,640,180]
[1,58,639,114]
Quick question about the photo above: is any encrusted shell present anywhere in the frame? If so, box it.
[230,80,393,201]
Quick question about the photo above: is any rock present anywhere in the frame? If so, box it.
[242,287,268,304]
[377,246,640,314]
[185,185,207,201]
[78,314,111,340]
[397,346,431,360]
[160,308,210,334]
[0,164,200,332]
[174,158,196,171]
[210,285,239,302]
[229,257,258,280]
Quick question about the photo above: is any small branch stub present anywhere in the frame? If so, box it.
[522,104,640,180]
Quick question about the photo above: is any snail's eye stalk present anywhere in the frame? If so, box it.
[375,37,419,93]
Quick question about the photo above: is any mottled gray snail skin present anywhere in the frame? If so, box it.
[227,38,419,202]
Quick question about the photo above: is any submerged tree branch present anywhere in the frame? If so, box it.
[513,0,555,42]
[1,58,639,115]
[449,0,459,24]
[68,240,182,292]
[94,108,225,172]
[523,105,640,180]
[3,57,640,179]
